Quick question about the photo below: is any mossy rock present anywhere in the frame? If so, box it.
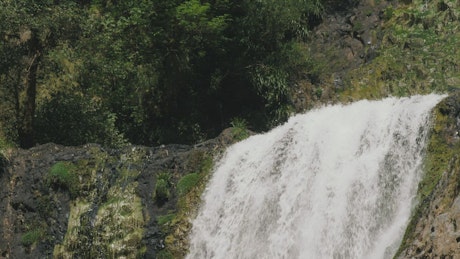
[396,92,460,256]
[159,153,214,258]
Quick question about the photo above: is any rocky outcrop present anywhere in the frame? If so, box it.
[0,128,243,258]
[291,0,392,110]
[312,0,389,73]
[397,92,460,258]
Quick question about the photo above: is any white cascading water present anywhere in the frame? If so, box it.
[187,94,446,259]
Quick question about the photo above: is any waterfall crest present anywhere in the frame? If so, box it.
[187,94,446,259]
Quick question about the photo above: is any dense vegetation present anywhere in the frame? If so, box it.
[0,0,334,148]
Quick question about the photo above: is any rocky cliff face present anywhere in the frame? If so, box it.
[292,0,460,109]
[397,92,460,258]
[0,129,241,258]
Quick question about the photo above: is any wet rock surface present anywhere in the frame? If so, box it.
[0,129,240,258]
[397,92,460,258]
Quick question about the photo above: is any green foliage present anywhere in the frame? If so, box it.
[21,229,43,247]
[0,0,84,148]
[47,162,78,196]
[339,0,460,102]
[1,0,326,147]
[177,173,201,197]
[251,66,289,117]
[34,92,128,148]
[175,0,227,33]
[230,117,250,141]
[154,172,172,205]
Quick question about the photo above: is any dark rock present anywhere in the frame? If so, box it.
[308,0,390,80]
[0,128,239,258]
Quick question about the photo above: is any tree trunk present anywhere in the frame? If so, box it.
[19,32,41,148]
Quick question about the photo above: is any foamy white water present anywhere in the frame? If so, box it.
[187,94,445,259]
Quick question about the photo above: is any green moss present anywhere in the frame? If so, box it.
[47,161,79,196]
[157,213,176,226]
[177,173,201,196]
[418,108,452,200]
[161,153,214,258]
[53,147,146,258]
[95,183,145,258]
[138,245,147,257]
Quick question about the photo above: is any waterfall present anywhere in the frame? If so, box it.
[187,94,445,259]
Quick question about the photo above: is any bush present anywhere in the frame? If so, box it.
[154,172,171,205]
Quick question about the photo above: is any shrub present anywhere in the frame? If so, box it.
[154,172,171,205]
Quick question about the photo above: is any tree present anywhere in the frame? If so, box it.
[208,0,323,128]
[0,0,82,148]
[1,0,326,147]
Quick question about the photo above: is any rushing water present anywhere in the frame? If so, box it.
[187,94,446,259]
